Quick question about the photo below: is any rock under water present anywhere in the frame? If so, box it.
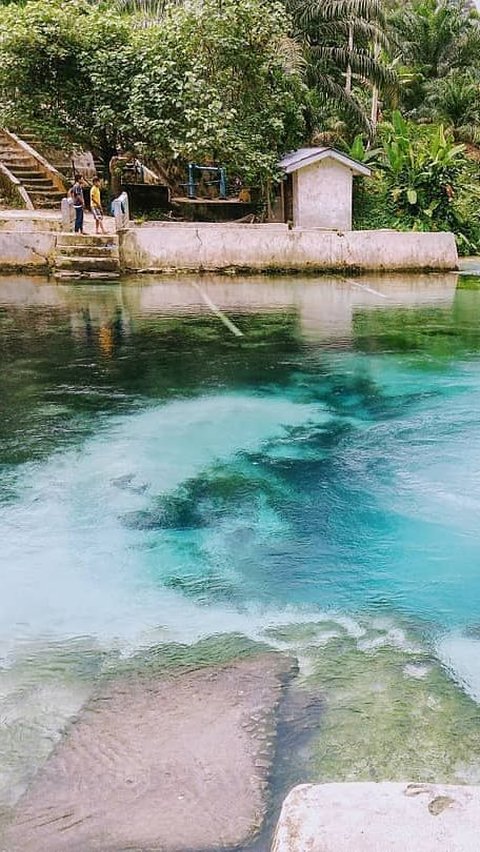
[3,652,296,852]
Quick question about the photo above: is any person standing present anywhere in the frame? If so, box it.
[70,175,85,234]
[90,177,106,235]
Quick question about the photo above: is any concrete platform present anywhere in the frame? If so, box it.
[272,783,480,851]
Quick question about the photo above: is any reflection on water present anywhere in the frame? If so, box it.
[4,271,480,809]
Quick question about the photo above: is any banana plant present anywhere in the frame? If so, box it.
[348,133,382,164]
[377,110,466,219]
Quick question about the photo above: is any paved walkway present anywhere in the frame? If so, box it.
[0,208,116,235]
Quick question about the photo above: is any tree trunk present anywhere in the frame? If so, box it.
[345,22,354,94]
[370,38,381,132]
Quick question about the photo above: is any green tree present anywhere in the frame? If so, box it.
[127,0,308,186]
[422,71,480,143]
[355,110,480,253]
[389,0,480,113]
[0,0,136,163]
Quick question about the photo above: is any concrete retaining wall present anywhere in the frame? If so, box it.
[0,213,61,233]
[0,231,56,271]
[119,223,458,272]
[0,221,458,273]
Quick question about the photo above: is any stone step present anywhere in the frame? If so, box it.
[33,198,64,209]
[0,147,33,157]
[23,178,55,188]
[54,270,121,280]
[6,166,43,176]
[28,187,63,195]
[55,256,120,272]
[1,157,36,167]
[56,244,119,259]
[29,194,65,205]
[8,171,44,182]
[57,234,118,247]
[26,188,60,196]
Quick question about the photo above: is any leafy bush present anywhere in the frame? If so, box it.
[354,111,480,254]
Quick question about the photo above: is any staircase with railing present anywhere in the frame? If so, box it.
[0,129,67,209]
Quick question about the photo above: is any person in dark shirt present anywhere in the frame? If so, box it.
[69,175,85,234]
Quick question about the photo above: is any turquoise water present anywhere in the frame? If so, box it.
[2,271,480,799]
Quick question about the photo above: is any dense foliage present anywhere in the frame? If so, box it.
[0,0,308,184]
[128,0,308,185]
[0,0,478,249]
[352,112,480,252]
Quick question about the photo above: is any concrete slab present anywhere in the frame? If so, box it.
[272,782,480,852]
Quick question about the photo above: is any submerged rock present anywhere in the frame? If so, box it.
[272,782,480,851]
[3,652,296,852]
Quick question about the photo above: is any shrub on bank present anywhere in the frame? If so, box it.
[353,113,480,255]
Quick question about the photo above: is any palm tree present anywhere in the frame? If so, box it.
[288,0,395,135]
[423,71,480,143]
[389,0,480,112]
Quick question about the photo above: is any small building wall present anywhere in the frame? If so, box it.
[118,223,458,273]
[293,159,353,230]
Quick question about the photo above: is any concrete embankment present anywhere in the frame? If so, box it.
[0,232,56,271]
[0,212,459,273]
[120,223,458,273]
[272,782,480,851]
[0,213,57,271]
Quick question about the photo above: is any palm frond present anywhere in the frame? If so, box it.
[277,34,308,74]
[313,72,374,134]
[311,45,395,87]
[303,20,389,50]
[290,0,385,26]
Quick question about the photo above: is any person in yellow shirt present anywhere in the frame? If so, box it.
[90,177,106,235]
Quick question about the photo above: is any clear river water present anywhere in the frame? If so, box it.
[2,270,480,814]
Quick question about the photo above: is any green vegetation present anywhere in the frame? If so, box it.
[352,111,480,252]
[0,0,478,248]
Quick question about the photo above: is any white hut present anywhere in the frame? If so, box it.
[278,147,371,231]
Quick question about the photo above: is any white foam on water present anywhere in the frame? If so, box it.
[0,392,331,654]
[436,633,480,703]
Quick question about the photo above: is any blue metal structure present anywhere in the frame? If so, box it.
[186,163,227,199]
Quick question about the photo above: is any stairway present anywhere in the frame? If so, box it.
[0,130,66,209]
[53,234,120,279]
[18,132,105,187]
